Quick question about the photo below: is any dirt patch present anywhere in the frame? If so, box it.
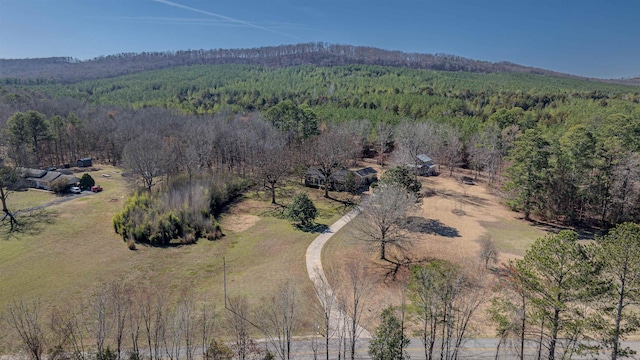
[222,214,260,233]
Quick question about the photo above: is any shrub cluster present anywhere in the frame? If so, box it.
[113,174,251,246]
[113,188,220,246]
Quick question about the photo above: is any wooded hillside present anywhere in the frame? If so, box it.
[1,50,639,227]
[2,43,639,85]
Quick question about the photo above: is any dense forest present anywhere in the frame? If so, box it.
[1,51,639,228]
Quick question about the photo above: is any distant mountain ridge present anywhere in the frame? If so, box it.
[1,42,638,85]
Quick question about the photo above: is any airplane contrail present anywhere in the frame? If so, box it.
[151,0,300,40]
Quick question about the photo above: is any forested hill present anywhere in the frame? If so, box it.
[1,42,636,85]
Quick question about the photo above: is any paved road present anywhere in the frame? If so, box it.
[279,337,640,359]
[305,206,371,339]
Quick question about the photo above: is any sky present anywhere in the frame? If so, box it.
[0,0,639,79]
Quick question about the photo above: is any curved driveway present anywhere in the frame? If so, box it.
[305,207,371,339]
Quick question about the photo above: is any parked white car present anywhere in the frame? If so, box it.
[70,186,82,194]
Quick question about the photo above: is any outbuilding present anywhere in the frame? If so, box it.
[77,158,93,168]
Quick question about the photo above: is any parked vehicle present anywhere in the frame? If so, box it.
[70,186,81,194]
[91,185,103,192]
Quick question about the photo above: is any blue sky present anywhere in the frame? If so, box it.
[0,0,638,79]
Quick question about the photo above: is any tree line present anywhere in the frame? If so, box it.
[2,42,620,84]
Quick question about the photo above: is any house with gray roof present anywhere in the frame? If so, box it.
[17,167,79,191]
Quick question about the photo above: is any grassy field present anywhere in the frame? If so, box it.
[481,218,547,257]
[6,188,56,212]
[0,169,350,342]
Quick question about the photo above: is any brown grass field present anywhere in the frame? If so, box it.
[322,167,548,334]
[1,163,553,344]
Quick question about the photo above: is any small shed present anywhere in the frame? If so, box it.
[412,154,437,176]
[77,158,92,168]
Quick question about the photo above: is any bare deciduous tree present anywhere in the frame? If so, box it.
[393,120,438,177]
[375,121,394,166]
[259,278,299,360]
[437,124,464,176]
[226,296,251,360]
[409,261,484,360]
[477,234,499,269]
[0,165,22,233]
[335,257,373,360]
[7,299,46,360]
[122,133,172,192]
[253,131,291,204]
[107,281,131,360]
[356,183,419,263]
[311,267,338,360]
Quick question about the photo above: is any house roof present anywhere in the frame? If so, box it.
[305,167,325,179]
[17,167,47,179]
[355,167,377,177]
[417,154,433,163]
[62,175,80,185]
[39,171,62,183]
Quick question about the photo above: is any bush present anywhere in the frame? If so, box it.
[79,173,95,190]
[286,193,317,228]
[50,177,70,194]
[113,188,223,246]
[205,340,233,360]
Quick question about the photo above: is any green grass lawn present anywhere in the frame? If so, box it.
[480,218,547,257]
[0,170,350,340]
[6,188,56,212]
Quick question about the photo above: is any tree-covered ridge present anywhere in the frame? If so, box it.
[20,64,640,125]
[6,43,638,84]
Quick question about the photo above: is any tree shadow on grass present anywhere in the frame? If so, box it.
[437,190,490,207]
[379,254,440,281]
[525,218,600,240]
[403,216,461,238]
[295,223,329,234]
[1,209,57,239]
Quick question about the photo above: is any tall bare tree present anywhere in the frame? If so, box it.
[7,299,46,360]
[0,165,23,233]
[122,133,172,191]
[252,131,291,204]
[356,183,419,263]
[335,257,373,360]
[226,296,251,360]
[311,267,338,360]
[259,278,299,360]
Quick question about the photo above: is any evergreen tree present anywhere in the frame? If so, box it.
[380,166,421,196]
[368,306,409,360]
[504,128,550,220]
[514,230,600,359]
[286,193,317,228]
[594,222,640,360]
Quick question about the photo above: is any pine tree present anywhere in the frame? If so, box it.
[368,306,409,360]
